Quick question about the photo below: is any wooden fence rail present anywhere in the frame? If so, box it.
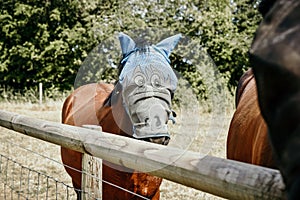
[0,110,286,199]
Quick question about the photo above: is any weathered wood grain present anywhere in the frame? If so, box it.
[0,110,286,199]
[81,125,102,200]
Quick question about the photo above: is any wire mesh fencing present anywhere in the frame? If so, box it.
[0,131,160,200]
[0,154,77,200]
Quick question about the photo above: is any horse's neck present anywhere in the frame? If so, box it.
[97,85,133,137]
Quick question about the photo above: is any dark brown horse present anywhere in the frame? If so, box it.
[61,33,181,199]
[250,0,300,199]
[227,68,276,168]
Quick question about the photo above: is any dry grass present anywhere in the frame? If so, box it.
[0,98,235,200]
[0,101,77,199]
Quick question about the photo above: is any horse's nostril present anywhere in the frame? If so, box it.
[145,118,150,126]
[154,115,161,127]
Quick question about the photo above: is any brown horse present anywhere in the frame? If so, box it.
[227,68,276,168]
[61,33,181,199]
[250,0,300,199]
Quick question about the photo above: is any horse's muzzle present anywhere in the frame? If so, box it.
[127,96,172,142]
[141,136,170,145]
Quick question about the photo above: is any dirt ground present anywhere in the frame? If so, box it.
[0,99,234,200]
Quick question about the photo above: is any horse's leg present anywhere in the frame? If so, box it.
[151,189,160,200]
[61,147,83,199]
[75,189,81,200]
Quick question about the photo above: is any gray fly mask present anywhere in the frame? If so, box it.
[118,33,181,143]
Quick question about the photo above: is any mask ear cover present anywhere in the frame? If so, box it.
[153,34,182,64]
[118,32,182,64]
[119,32,136,57]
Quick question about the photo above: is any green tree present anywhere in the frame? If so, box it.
[229,0,262,87]
[93,0,261,93]
[0,0,100,91]
[0,0,261,96]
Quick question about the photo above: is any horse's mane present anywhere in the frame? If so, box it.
[235,68,254,108]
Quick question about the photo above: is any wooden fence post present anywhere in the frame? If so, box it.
[81,125,102,200]
[39,83,43,105]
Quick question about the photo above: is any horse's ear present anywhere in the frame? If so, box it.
[119,32,136,56]
[155,34,182,58]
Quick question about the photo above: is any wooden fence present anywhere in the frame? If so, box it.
[0,110,286,199]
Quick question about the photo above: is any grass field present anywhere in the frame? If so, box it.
[0,97,234,200]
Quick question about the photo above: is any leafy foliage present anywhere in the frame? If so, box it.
[0,0,262,97]
[0,0,100,91]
